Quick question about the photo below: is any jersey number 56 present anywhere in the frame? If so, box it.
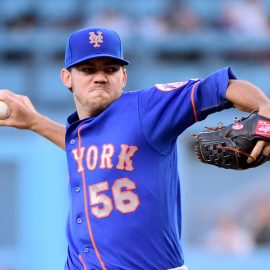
[89,178,140,218]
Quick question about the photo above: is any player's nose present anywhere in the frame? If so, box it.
[94,71,107,84]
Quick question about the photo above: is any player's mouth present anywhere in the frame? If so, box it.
[89,87,109,93]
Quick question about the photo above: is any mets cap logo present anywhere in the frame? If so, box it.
[89,31,103,48]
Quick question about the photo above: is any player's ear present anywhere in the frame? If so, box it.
[61,68,72,91]
[122,68,127,88]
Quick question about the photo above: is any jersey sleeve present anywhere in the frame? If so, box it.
[138,67,237,154]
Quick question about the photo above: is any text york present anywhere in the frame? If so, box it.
[72,144,138,172]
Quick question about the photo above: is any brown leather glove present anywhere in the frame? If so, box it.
[194,112,270,170]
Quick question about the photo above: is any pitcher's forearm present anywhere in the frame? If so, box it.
[31,113,66,150]
[226,80,270,115]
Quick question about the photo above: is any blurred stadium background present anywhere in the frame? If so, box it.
[0,0,270,269]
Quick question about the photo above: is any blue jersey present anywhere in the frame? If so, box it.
[65,67,236,270]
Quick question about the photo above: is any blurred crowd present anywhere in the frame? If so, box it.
[1,0,270,68]
[1,0,270,39]
[200,194,270,256]
[86,0,270,39]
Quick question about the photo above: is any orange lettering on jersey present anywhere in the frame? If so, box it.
[72,147,85,173]
[86,145,98,171]
[116,144,138,171]
[100,144,115,169]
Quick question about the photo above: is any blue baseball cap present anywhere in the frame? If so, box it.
[64,27,130,69]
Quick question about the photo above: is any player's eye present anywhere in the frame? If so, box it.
[80,67,96,74]
[105,66,120,74]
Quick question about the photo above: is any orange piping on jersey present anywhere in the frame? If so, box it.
[79,254,88,270]
[191,81,200,122]
[77,125,107,270]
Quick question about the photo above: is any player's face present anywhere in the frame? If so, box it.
[61,58,127,119]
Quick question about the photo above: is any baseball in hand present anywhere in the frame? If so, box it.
[0,101,11,120]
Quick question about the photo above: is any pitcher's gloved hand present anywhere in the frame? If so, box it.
[194,112,270,170]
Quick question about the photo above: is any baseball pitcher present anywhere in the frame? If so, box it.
[0,27,270,270]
